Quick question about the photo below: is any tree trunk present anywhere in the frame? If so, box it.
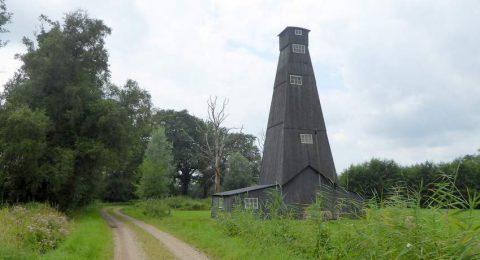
[179,166,192,195]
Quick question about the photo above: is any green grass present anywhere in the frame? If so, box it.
[121,206,309,259]
[0,203,113,260]
[40,204,113,260]
[122,187,480,260]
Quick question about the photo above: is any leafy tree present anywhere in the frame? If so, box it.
[223,152,256,190]
[340,158,401,201]
[225,132,261,181]
[0,105,49,201]
[1,11,127,209]
[0,0,12,47]
[102,80,152,201]
[153,109,206,195]
[137,127,174,198]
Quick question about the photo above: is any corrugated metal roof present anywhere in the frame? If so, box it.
[212,184,278,196]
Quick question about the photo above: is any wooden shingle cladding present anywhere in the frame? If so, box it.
[261,26,337,185]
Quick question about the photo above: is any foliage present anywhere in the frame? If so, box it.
[222,152,256,190]
[137,127,174,199]
[0,0,12,47]
[102,80,153,202]
[136,199,171,218]
[162,196,210,210]
[153,109,206,195]
[0,203,70,256]
[340,152,480,205]
[0,11,151,208]
[0,105,50,202]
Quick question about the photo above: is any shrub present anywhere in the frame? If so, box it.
[137,199,171,218]
[163,196,210,210]
[0,203,70,254]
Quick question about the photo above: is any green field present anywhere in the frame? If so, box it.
[122,204,480,260]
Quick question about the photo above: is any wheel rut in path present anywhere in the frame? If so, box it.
[108,207,210,260]
[101,208,147,260]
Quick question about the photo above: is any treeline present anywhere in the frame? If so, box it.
[0,11,259,210]
[339,152,480,204]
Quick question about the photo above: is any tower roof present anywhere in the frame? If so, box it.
[278,26,311,36]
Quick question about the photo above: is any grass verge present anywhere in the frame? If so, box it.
[40,203,113,260]
[0,203,113,260]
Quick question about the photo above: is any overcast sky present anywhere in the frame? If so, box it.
[1,0,479,172]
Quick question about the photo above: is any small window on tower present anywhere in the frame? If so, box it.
[289,75,303,85]
[292,44,306,53]
[295,29,303,35]
[300,134,313,144]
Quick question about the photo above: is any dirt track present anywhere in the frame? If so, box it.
[102,207,210,260]
[101,208,146,260]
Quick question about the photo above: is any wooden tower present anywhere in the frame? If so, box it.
[259,26,339,204]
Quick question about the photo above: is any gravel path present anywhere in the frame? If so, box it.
[113,208,210,260]
[101,208,147,260]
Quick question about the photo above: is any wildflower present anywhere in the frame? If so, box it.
[404,215,416,229]
[406,243,412,248]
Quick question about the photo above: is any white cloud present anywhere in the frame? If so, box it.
[1,0,479,172]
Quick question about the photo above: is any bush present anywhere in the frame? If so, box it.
[163,196,210,210]
[137,199,171,218]
[0,203,70,254]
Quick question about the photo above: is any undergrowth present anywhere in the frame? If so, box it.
[0,203,70,257]
[133,196,210,218]
[217,174,480,259]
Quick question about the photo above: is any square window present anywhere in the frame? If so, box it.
[300,134,313,144]
[289,75,303,85]
[218,198,224,209]
[244,198,259,209]
[292,44,306,53]
[295,29,303,36]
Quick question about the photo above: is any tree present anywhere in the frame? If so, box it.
[0,105,49,201]
[137,127,174,198]
[102,80,152,201]
[225,132,261,180]
[223,152,256,190]
[202,96,232,193]
[1,11,121,209]
[152,109,206,195]
[340,158,401,201]
[0,0,12,47]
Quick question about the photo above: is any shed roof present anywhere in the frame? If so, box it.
[213,184,278,197]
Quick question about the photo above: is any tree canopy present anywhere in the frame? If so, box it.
[0,0,12,47]
[0,11,152,209]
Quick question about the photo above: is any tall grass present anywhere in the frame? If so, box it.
[0,203,113,260]
[0,203,70,258]
[217,174,480,259]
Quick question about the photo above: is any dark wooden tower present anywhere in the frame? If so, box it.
[259,26,338,204]
[212,26,361,216]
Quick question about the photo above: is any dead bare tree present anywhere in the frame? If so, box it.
[198,96,245,193]
[206,96,228,193]
[256,129,266,156]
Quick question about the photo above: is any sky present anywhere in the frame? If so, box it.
[1,0,479,172]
